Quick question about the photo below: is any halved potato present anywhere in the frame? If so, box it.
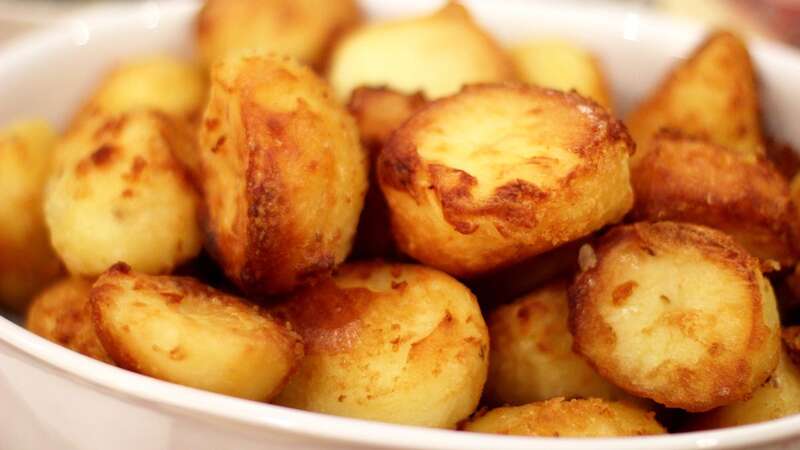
[327,3,516,100]
[462,398,665,437]
[0,119,62,311]
[631,132,797,267]
[196,0,360,68]
[627,30,764,164]
[486,279,632,405]
[199,53,368,295]
[26,277,111,363]
[510,39,612,109]
[91,263,303,401]
[44,111,202,276]
[271,262,488,428]
[569,222,781,412]
[378,83,634,277]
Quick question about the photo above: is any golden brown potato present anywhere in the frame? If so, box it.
[44,111,202,276]
[486,279,632,405]
[510,39,612,109]
[0,120,62,311]
[26,277,111,363]
[196,0,360,68]
[462,398,665,437]
[378,83,634,277]
[631,132,797,267]
[272,262,488,428]
[327,3,516,100]
[91,263,303,401]
[569,222,781,412]
[199,53,368,295]
[627,31,764,164]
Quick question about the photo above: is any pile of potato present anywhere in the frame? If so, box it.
[4,0,800,438]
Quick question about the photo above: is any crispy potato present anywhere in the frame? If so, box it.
[199,53,368,295]
[462,398,665,437]
[0,120,62,311]
[272,262,488,428]
[378,83,634,277]
[327,3,516,100]
[783,326,800,366]
[196,0,360,68]
[486,279,632,405]
[627,31,764,164]
[569,222,781,412]
[44,111,202,276]
[631,132,797,267]
[91,263,303,400]
[510,39,612,109]
[26,277,111,363]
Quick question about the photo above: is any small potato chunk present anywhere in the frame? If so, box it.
[0,120,62,311]
[631,132,797,267]
[199,53,368,295]
[196,0,360,68]
[378,83,634,277]
[272,262,488,428]
[510,39,612,109]
[627,31,764,164]
[26,277,111,363]
[486,279,632,405]
[569,222,781,412]
[462,398,665,437]
[44,111,202,276]
[327,3,516,100]
[91,263,303,401]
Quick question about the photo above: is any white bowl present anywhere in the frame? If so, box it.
[2,1,800,449]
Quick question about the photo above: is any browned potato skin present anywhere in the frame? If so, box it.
[631,132,797,267]
[199,54,368,295]
[569,222,780,412]
[378,83,634,277]
[462,398,665,437]
[26,277,111,363]
[783,326,800,366]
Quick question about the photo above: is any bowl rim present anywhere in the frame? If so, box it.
[2,1,800,449]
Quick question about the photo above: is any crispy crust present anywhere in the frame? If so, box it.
[569,222,780,412]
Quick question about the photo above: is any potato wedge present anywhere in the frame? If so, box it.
[486,279,632,405]
[462,398,665,437]
[91,263,303,401]
[631,132,797,267]
[196,0,360,68]
[378,83,634,277]
[26,277,111,363]
[272,262,488,428]
[44,111,202,276]
[0,119,62,311]
[327,3,516,100]
[569,222,781,412]
[627,30,764,163]
[199,53,368,295]
[510,39,612,109]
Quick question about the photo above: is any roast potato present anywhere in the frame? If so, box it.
[91,263,303,400]
[26,277,111,363]
[462,398,665,437]
[627,30,764,164]
[486,279,632,405]
[196,0,360,68]
[378,83,634,277]
[0,120,62,311]
[272,262,489,428]
[630,132,797,267]
[44,111,202,276]
[199,53,368,295]
[510,39,612,109]
[327,3,516,100]
[569,222,781,412]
